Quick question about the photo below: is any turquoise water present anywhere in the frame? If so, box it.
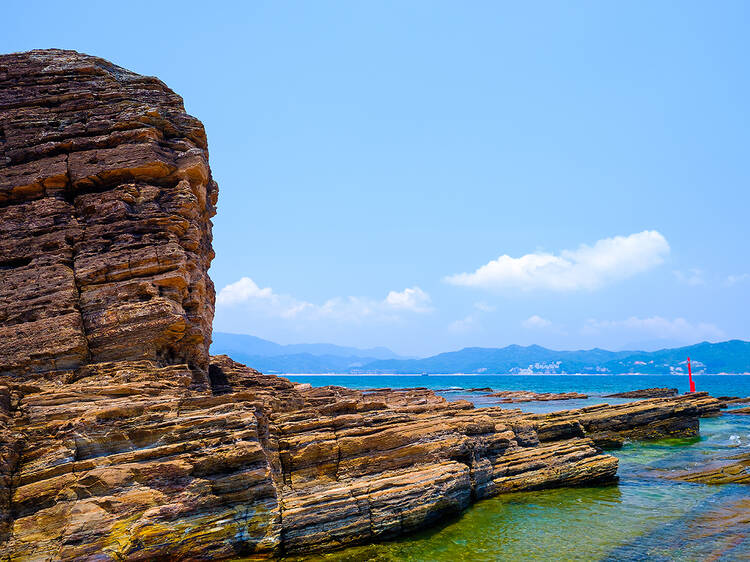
[287,373,750,401]
[281,375,750,561]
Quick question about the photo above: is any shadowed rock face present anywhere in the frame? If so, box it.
[0,49,217,377]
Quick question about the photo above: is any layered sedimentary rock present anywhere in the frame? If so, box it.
[529,392,721,449]
[0,50,726,560]
[0,49,217,376]
[604,388,678,398]
[727,406,750,415]
[484,390,588,403]
[1,355,723,559]
[669,452,750,485]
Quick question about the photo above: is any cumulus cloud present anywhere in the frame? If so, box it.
[522,315,552,329]
[445,230,670,291]
[216,277,311,318]
[216,277,432,322]
[385,287,433,312]
[217,277,276,305]
[583,316,724,342]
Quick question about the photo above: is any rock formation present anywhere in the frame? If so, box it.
[670,452,750,485]
[727,406,750,414]
[528,392,720,449]
[484,390,588,402]
[0,50,725,560]
[0,49,217,377]
[604,388,678,398]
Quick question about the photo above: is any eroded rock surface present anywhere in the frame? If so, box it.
[1,355,725,559]
[0,49,217,377]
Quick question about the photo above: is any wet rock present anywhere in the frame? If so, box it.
[528,392,722,449]
[669,452,750,485]
[727,406,750,415]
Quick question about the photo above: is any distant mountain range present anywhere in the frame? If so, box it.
[210,333,750,374]
[210,332,405,373]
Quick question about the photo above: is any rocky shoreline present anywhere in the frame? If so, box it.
[0,49,730,560]
[0,356,722,559]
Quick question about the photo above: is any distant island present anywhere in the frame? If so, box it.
[211,333,750,375]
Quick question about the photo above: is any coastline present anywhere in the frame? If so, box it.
[280,372,750,376]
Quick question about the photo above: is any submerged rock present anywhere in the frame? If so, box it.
[669,452,750,485]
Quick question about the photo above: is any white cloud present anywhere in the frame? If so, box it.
[583,316,724,342]
[726,273,750,286]
[473,301,496,313]
[385,287,432,312]
[673,268,705,286]
[448,315,477,333]
[522,315,552,329]
[216,277,275,305]
[448,302,496,333]
[445,230,670,291]
[216,277,432,322]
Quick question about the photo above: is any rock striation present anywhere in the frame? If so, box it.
[604,388,678,399]
[669,452,750,485]
[0,356,722,558]
[484,390,588,403]
[0,50,725,560]
[0,49,217,377]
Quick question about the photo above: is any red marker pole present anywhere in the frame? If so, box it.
[687,357,695,393]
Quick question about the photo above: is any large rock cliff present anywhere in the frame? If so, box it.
[0,49,217,377]
[0,50,722,560]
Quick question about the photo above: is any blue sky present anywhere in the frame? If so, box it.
[4,1,749,356]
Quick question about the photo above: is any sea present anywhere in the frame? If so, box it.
[279,374,750,561]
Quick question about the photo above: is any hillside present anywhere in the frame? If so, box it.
[212,335,750,374]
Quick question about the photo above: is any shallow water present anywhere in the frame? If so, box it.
[280,375,750,561]
[286,415,750,561]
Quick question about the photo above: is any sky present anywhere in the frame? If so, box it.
[4,1,749,356]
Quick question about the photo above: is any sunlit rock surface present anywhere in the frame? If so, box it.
[0,49,217,376]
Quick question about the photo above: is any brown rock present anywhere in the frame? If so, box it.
[529,392,721,448]
[669,452,750,485]
[727,406,750,414]
[0,49,217,377]
[484,390,588,403]
[604,387,678,398]
[2,356,722,558]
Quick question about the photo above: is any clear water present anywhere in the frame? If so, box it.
[279,375,750,561]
